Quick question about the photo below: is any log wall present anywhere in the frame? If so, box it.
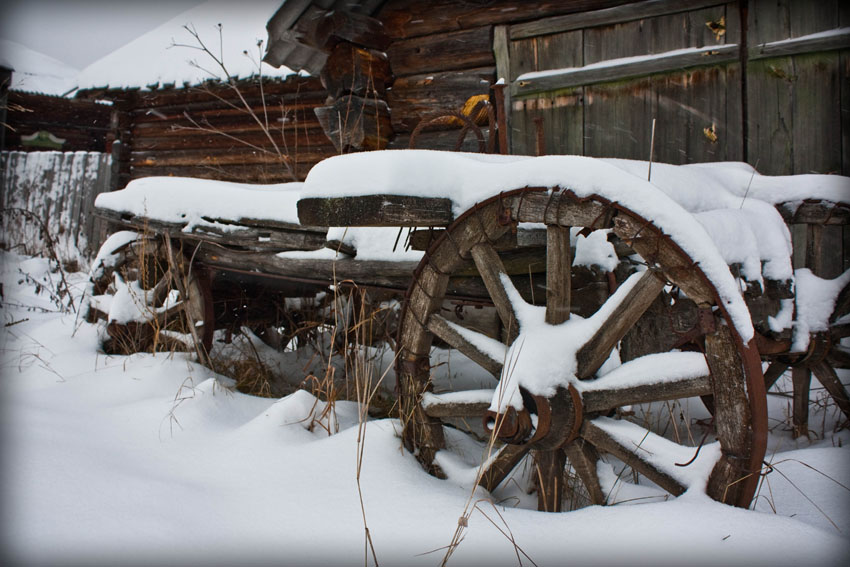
[81,76,336,188]
[4,91,112,152]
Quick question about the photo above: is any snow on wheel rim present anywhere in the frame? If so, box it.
[397,187,767,512]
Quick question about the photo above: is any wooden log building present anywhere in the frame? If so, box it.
[68,0,846,274]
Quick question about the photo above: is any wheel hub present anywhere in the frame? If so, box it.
[484,384,584,450]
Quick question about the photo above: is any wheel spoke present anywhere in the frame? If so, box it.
[576,270,665,379]
[831,321,850,340]
[763,362,789,391]
[581,418,686,497]
[421,389,492,418]
[427,314,503,377]
[545,225,571,325]
[811,361,850,421]
[478,443,531,492]
[827,345,850,369]
[533,448,567,512]
[563,438,606,505]
[582,374,712,413]
[470,242,518,341]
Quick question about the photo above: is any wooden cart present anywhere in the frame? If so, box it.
[88,152,849,514]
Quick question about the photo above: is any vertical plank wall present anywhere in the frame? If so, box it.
[1,151,111,262]
[499,0,849,277]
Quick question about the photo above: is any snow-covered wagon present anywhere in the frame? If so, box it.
[88,149,850,513]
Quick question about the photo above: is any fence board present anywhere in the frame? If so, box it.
[1,151,111,262]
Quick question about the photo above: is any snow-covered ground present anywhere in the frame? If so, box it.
[1,250,849,567]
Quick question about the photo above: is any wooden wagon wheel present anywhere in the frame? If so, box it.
[397,188,767,512]
[763,281,850,437]
[91,233,214,356]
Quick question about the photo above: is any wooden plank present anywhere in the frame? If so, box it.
[746,56,794,175]
[584,76,654,161]
[129,146,334,167]
[388,26,494,77]
[132,127,332,152]
[128,164,304,184]
[791,51,842,175]
[750,30,850,61]
[297,195,454,227]
[514,45,739,96]
[510,0,727,39]
[378,0,629,40]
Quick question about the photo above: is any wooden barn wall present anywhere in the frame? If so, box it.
[378,0,631,150]
[376,0,848,279]
[3,91,112,152]
[101,76,336,188]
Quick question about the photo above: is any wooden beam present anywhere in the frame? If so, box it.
[297,194,454,227]
[510,0,725,39]
[513,45,739,96]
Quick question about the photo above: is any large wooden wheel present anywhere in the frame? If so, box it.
[763,280,850,437]
[90,233,214,356]
[397,188,767,512]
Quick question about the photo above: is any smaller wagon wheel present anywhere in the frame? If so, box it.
[91,233,214,355]
[397,189,766,512]
[763,280,850,437]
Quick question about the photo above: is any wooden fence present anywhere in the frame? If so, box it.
[1,151,112,262]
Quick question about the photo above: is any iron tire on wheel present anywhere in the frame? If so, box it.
[397,188,767,512]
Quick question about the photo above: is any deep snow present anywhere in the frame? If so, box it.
[2,250,849,567]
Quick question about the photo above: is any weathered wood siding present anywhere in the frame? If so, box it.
[82,76,336,188]
[379,0,631,150]
[1,151,112,260]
